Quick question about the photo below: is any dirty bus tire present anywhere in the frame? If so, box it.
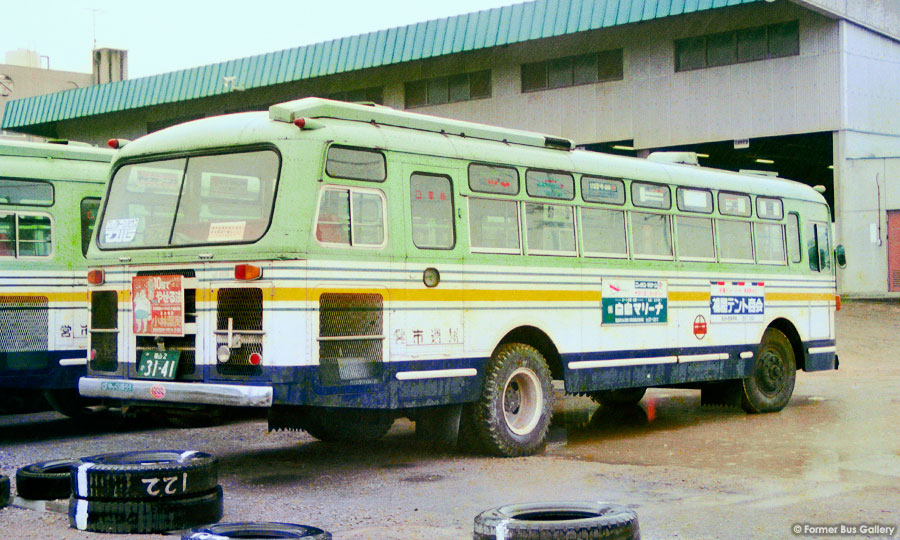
[473,501,640,540]
[473,343,554,457]
[741,328,797,414]
[303,409,393,443]
[16,459,78,500]
[70,450,218,500]
[68,485,223,534]
[590,388,647,407]
[183,522,332,539]
[1,474,9,508]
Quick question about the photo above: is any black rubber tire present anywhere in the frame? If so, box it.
[70,450,218,500]
[16,459,78,500]
[590,388,647,407]
[473,501,640,540]
[301,408,394,443]
[741,328,796,414]
[472,343,554,457]
[183,521,332,539]
[1,474,9,509]
[68,485,223,533]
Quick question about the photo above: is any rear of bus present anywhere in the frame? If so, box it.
[0,140,112,414]
[80,108,318,409]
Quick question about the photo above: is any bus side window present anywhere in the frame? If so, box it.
[81,198,101,256]
[807,222,820,271]
[17,215,52,257]
[816,223,832,272]
[786,212,801,263]
[0,213,15,256]
[316,189,351,245]
[410,174,455,249]
[468,198,520,253]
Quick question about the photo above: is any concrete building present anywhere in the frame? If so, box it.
[2,0,899,296]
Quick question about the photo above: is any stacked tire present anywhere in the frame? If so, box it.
[1,474,9,509]
[184,522,332,539]
[473,501,640,540]
[16,459,79,500]
[68,450,223,534]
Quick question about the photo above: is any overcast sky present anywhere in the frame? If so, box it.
[3,0,520,79]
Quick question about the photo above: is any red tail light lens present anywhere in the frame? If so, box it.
[234,264,262,281]
[87,269,105,285]
[835,295,841,311]
[249,353,262,366]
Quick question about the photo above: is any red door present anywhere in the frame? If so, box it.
[889,210,900,292]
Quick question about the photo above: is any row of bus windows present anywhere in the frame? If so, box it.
[0,199,99,258]
[324,147,784,221]
[314,175,829,271]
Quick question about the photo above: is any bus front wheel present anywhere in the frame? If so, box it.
[472,343,553,457]
[741,328,796,414]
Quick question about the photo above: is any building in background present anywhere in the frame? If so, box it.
[2,0,899,297]
[0,48,127,141]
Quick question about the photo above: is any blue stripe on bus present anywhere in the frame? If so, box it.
[0,350,86,389]
[88,339,834,408]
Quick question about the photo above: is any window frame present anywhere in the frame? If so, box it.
[313,184,388,249]
[756,196,784,220]
[676,187,714,214]
[716,218,755,264]
[580,206,628,259]
[468,162,520,196]
[581,175,626,205]
[523,202,577,257]
[754,221,787,266]
[467,197,522,255]
[786,211,802,263]
[0,211,55,259]
[718,191,753,218]
[409,172,456,251]
[631,181,672,210]
[629,210,674,261]
[0,178,55,207]
[324,145,387,182]
[675,215,717,262]
[524,169,575,201]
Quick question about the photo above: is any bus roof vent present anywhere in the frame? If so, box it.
[647,152,699,166]
[269,97,574,150]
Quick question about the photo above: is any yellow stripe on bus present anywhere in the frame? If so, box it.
[101,288,835,304]
[0,292,88,302]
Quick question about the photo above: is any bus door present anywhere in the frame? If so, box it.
[398,166,466,379]
[307,183,395,399]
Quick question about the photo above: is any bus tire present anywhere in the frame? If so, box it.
[741,328,796,414]
[68,485,223,533]
[302,409,393,443]
[473,343,553,457]
[590,388,647,407]
[1,474,9,508]
[473,501,640,540]
[16,459,78,500]
[183,522,332,539]
[71,450,218,500]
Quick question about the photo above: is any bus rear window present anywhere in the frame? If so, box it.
[98,150,279,249]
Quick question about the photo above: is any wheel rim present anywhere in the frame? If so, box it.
[756,348,786,396]
[502,367,543,436]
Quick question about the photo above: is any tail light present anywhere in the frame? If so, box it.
[835,295,841,311]
[87,269,105,285]
[234,264,262,281]
[249,353,262,366]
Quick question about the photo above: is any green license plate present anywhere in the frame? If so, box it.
[136,350,181,380]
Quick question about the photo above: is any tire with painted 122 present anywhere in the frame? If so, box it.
[472,343,554,457]
[741,327,796,413]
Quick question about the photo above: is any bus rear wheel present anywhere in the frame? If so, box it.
[741,328,796,414]
[472,343,553,457]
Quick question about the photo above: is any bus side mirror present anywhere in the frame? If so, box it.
[835,244,847,268]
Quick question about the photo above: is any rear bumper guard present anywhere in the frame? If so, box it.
[79,377,273,407]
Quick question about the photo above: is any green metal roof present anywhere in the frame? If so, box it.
[2,0,760,131]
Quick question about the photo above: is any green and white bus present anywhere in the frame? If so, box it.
[80,99,838,455]
[1,139,113,416]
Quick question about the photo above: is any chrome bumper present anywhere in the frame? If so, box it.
[79,377,273,407]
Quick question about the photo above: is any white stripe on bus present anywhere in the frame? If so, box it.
[740,351,754,359]
[808,346,836,354]
[677,353,730,363]
[568,357,678,370]
[395,368,478,381]
[59,358,88,366]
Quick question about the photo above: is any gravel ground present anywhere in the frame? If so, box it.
[1,300,898,539]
